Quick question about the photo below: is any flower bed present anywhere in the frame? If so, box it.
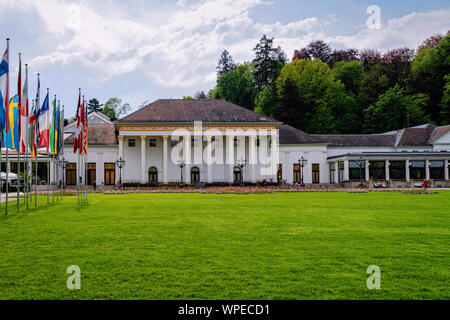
[400,189,439,194]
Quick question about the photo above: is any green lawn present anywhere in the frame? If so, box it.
[0,191,449,299]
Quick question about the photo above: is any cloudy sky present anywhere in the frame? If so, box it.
[1,0,449,117]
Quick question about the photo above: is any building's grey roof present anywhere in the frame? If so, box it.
[328,151,450,160]
[278,125,324,144]
[311,134,397,147]
[118,99,279,124]
[64,124,118,145]
[65,111,113,133]
[429,125,450,144]
[309,123,448,147]
[396,124,437,146]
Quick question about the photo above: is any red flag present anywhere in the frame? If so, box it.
[79,97,85,155]
[73,90,81,154]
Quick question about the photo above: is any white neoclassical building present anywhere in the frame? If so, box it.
[59,99,450,188]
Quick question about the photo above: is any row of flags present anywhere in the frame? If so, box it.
[0,48,65,156]
[0,38,91,214]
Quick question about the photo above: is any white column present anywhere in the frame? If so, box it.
[118,135,124,160]
[334,161,339,183]
[385,159,390,181]
[184,134,191,183]
[206,135,213,183]
[365,160,370,181]
[283,151,290,183]
[140,135,146,184]
[425,159,430,180]
[97,152,103,185]
[249,135,256,183]
[50,159,55,184]
[445,160,449,181]
[162,135,168,183]
[344,159,349,181]
[406,159,410,182]
[227,134,234,182]
[271,135,278,182]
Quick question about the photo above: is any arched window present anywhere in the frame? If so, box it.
[149,167,158,183]
[233,166,242,183]
[191,167,200,183]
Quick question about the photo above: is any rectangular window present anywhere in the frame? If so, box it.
[312,164,320,183]
[369,161,385,180]
[329,163,336,183]
[349,160,365,181]
[191,138,197,147]
[409,160,426,180]
[338,162,344,183]
[149,139,157,147]
[128,139,136,147]
[170,140,179,147]
[429,160,445,180]
[389,161,405,180]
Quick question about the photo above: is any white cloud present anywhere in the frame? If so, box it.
[333,9,450,51]
[1,0,449,100]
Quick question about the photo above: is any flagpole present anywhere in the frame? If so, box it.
[61,104,64,201]
[34,73,40,207]
[25,69,29,209]
[85,154,87,201]
[5,38,10,215]
[52,95,56,204]
[77,153,80,204]
[30,98,34,205]
[16,53,21,212]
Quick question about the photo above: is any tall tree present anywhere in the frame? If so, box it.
[216,50,236,79]
[329,48,359,65]
[439,74,450,123]
[382,47,414,89]
[411,34,450,123]
[363,85,428,133]
[217,64,256,110]
[252,34,286,90]
[305,40,332,64]
[103,97,131,120]
[275,58,356,133]
[86,98,103,113]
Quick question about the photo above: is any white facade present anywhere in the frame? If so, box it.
[59,109,450,187]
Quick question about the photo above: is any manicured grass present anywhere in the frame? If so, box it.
[0,191,449,299]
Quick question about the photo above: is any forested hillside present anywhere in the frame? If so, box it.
[207,32,450,134]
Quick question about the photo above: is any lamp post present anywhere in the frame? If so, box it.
[178,160,185,187]
[61,158,68,189]
[115,157,126,188]
[357,156,364,188]
[298,156,307,187]
[237,158,247,186]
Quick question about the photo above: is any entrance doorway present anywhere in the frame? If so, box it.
[233,166,242,183]
[104,163,115,185]
[66,163,76,185]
